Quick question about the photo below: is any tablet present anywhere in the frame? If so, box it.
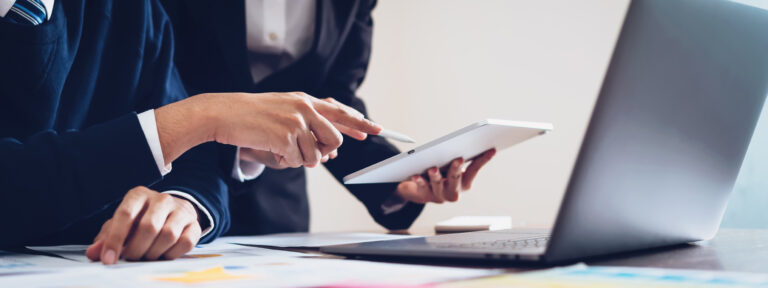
[343,119,553,184]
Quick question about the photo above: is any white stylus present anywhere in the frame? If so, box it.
[377,129,416,143]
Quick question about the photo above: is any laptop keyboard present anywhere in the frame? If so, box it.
[434,236,549,251]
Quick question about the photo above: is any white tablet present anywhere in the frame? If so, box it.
[343,119,553,184]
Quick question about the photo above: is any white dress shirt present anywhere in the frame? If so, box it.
[229,0,317,182]
[245,0,316,83]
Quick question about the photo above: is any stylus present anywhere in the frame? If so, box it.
[377,129,416,143]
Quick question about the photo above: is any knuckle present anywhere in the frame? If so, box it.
[330,133,343,148]
[156,193,174,204]
[115,207,133,219]
[128,186,147,195]
[178,238,196,252]
[286,113,307,129]
[139,221,160,235]
[160,226,179,240]
[291,95,314,111]
[292,91,309,98]
[334,104,349,116]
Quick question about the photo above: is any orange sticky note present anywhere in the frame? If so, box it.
[155,266,252,284]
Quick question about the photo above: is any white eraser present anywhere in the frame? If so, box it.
[435,216,513,233]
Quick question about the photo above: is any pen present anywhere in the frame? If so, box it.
[377,129,416,143]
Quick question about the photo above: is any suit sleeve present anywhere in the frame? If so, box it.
[0,114,163,249]
[141,0,231,243]
[317,0,424,230]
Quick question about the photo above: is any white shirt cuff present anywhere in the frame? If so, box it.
[137,110,172,176]
[162,191,214,238]
[381,193,409,215]
[231,147,266,182]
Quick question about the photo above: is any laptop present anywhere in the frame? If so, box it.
[321,0,768,264]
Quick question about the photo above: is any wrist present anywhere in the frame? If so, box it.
[154,95,217,164]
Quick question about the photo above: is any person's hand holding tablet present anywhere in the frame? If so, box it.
[394,149,496,204]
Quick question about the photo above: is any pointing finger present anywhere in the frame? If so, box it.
[312,98,382,136]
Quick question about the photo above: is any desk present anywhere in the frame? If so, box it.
[3,228,767,287]
[360,228,768,273]
[588,229,768,273]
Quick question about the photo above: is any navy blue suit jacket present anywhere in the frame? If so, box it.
[0,0,229,248]
[161,0,424,235]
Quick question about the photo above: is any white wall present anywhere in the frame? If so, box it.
[307,0,631,232]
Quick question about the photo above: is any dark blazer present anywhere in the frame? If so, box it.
[161,0,424,234]
[0,0,229,248]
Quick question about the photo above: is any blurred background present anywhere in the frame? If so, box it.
[305,0,768,232]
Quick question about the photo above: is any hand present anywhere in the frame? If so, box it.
[85,187,201,264]
[237,97,370,169]
[155,92,382,169]
[395,149,496,204]
[239,147,339,169]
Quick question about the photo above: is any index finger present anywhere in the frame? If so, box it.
[311,98,383,135]
[101,188,150,265]
[86,219,113,261]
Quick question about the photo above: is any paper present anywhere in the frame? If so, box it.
[1,255,500,287]
[4,233,491,287]
[0,250,90,276]
[222,232,418,248]
[187,238,307,258]
[439,264,768,288]
[25,239,305,264]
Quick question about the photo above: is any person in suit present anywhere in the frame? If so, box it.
[0,0,380,264]
[160,0,497,235]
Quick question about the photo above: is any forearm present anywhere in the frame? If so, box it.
[155,94,218,165]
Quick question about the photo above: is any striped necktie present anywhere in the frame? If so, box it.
[4,0,47,25]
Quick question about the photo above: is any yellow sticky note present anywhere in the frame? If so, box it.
[155,266,252,284]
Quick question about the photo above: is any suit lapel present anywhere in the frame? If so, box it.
[311,0,359,78]
[254,0,359,92]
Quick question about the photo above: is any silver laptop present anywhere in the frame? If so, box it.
[321,0,768,264]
